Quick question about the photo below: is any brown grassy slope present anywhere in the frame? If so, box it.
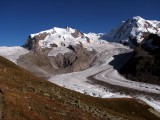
[0,56,160,120]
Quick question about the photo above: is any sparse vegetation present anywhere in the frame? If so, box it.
[0,56,160,120]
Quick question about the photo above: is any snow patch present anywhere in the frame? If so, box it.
[0,46,29,63]
[48,47,73,57]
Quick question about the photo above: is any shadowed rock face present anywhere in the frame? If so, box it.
[17,44,96,77]
[141,34,160,53]
[120,34,160,85]
[146,34,160,46]
[24,32,51,50]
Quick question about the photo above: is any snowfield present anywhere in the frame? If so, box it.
[0,46,29,63]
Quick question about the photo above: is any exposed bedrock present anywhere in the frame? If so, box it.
[120,34,160,85]
[17,44,96,78]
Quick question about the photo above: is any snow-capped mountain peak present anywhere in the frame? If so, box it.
[25,27,102,50]
[101,16,160,46]
[54,26,75,34]
[30,26,76,38]
[133,16,144,20]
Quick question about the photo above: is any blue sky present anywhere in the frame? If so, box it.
[0,0,160,46]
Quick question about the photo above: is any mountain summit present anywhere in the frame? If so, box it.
[25,27,101,50]
[101,16,160,46]
[24,16,160,49]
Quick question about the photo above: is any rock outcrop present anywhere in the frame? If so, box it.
[120,34,160,85]
[71,30,84,38]
[17,44,96,77]
[24,32,51,50]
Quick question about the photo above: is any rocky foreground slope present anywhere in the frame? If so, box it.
[1,56,160,120]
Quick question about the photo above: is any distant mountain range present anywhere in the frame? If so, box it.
[24,26,102,50]
[22,16,160,51]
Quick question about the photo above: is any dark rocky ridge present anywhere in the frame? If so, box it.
[24,32,52,50]
[120,34,160,85]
